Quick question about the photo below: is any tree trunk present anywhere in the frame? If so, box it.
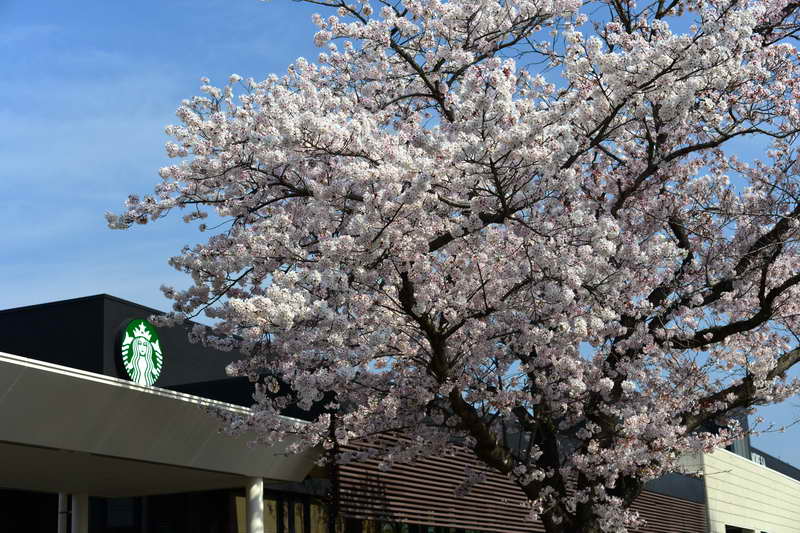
[542,517,605,533]
[326,416,341,533]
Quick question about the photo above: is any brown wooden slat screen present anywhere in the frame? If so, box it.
[338,437,706,533]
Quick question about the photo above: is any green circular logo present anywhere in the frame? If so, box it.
[120,319,163,386]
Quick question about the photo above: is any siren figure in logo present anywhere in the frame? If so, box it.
[121,320,163,386]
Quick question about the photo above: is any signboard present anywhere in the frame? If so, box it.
[120,318,163,386]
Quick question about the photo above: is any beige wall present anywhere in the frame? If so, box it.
[697,448,800,533]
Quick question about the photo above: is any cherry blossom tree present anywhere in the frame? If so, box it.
[110,0,800,530]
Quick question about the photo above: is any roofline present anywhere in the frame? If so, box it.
[0,293,168,317]
[750,445,788,462]
[715,447,800,486]
[750,445,800,477]
[0,350,243,412]
[0,350,306,426]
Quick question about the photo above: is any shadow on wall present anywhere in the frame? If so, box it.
[340,471,395,524]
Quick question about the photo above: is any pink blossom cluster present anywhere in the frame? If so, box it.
[111,0,800,530]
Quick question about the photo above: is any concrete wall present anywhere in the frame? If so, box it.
[701,448,800,533]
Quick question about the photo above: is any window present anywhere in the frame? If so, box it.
[725,526,756,533]
[309,502,327,533]
[235,496,279,533]
[106,498,136,528]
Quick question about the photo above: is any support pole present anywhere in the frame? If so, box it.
[246,477,264,533]
[57,493,68,533]
[71,493,89,533]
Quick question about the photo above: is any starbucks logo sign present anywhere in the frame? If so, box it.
[120,319,163,386]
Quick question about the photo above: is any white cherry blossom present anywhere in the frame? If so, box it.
[110,0,800,531]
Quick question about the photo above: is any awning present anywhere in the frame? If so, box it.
[0,352,317,497]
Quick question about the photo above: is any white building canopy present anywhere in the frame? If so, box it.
[0,351,317,497]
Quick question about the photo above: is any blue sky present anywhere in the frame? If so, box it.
[0,0,320,311]
[1,1,798,464]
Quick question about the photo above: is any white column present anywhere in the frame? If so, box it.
[246,477,264,533]
[71,493,89,533]
[57,493,68,533]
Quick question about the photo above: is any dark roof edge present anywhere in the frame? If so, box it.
[750,446,800,483]
[0,293,167,316]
